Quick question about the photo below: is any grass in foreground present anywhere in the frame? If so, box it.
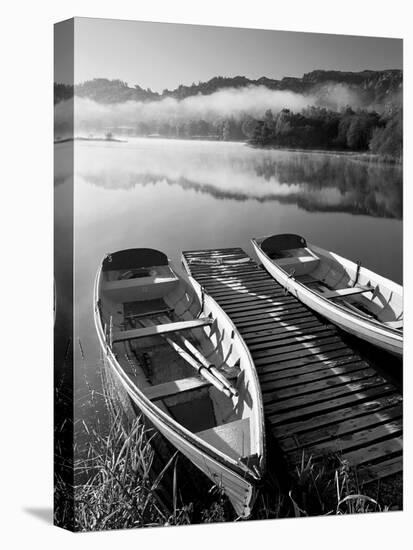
[73,415,193,530]
[55,365,401,530]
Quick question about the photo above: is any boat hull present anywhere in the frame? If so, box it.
[94,261,263,518]
[252,240,403,357]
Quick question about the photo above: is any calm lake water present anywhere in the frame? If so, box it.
[54,137,402,427]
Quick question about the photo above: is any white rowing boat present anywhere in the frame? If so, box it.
[251,234,403,357]
[94,248,265,518]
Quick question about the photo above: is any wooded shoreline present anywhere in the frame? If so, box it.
[54,134,402,165]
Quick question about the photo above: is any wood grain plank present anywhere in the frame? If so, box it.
[271,394,402,439]
[216,290,287,304]
[255,341,349,366]
[207,278,278,289]
[235,309,313,328]
[267,383,396,426]
[341,436,403,466]
[257,347,355,373]
[241,318,324,338]
[356,456,403,483]
[287,420,402,465]
[265,375,389,412]
[183,247,244,256]
[259,357,366,383]
[261,366,375,396]
[253,335,343,360]
[209,281,282,296]
[189,263,259,272]
[190,267,262,277]
[221,298,297,314]
[230,303,307,320]
[223,297,297,313]
[201,273,271,286]
[263,373,385,406]
[281,404,402,452]
[247,328,337,351]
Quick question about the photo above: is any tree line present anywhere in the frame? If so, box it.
[132,106,402,161]
[249,106,402,161]
[133,117,249,141]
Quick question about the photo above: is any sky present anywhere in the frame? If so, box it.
[55,17,402,91]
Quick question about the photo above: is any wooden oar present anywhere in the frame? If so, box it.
[139,319,233,398]
[179,337,238,397]
[157,314,239,397]
[155,316,239,397]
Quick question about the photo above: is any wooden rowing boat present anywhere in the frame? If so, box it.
[251,234,403,357]
[94,248,265,518]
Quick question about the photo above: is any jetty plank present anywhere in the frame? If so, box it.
[259,357,368,383]
[281,404,402,452]
[247,328,337,350]
[256,348,356,373]
[357,456,403,483]
[288,423,402,465]
[272,394,403,439]
[261,367,377,397]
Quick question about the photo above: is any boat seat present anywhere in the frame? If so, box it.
[102,274,179,303]
[124,307,174,321]
[103,275,177,291]
[196,417,250,460]
[113,317,213,342]
[320,285,374,300]
[274,248,320,277]
[295,274,321,285]
[144,372,238,401]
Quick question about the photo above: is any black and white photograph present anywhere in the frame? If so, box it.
[53,15,403,533]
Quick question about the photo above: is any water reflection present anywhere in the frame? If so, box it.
[74,139,402,219]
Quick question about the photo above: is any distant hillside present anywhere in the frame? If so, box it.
[54,69,402,108]
[162,70,402,107]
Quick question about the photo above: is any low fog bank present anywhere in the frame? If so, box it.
[54,83,371,138]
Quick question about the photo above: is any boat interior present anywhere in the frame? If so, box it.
[97,248,260,466]
[259,234,403,329]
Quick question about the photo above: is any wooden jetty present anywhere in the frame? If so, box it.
[182,247,403,484]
